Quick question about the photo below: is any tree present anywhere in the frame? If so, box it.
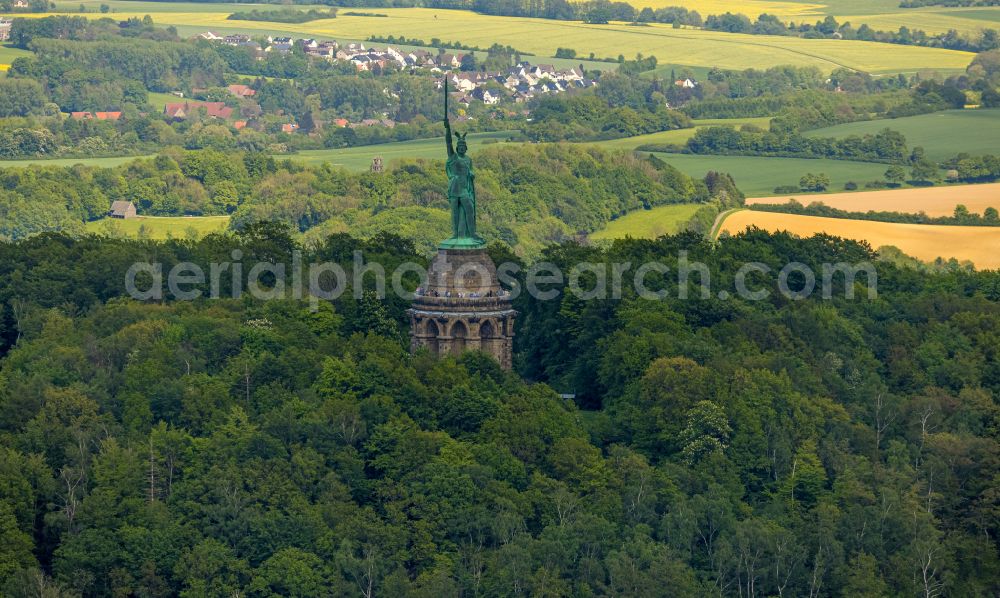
[0,79,47,117]
[840,552,889,598]
[679,400,732,464]
[981,87,1000,108]
[0,503,36,586]
[911,158,939,183]
[459,53,477,72]
[799,172,830,192]
[885,165,907,186]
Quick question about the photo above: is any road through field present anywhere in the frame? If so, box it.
[720,210,1000,268]
[747,183,1000,217]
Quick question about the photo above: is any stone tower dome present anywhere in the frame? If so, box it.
[408,248,516,369]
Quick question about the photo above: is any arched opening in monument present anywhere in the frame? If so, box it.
[425,319,439,353]
[451,320,467,354]
[479,319,496,355]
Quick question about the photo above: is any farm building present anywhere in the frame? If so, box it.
[164,102,234,120]
[227,84,256,98]
[109,201,137,219]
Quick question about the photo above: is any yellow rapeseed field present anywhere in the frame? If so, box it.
[42,7,975,74]
[746,183,1000,217]
[720,210,1000,268]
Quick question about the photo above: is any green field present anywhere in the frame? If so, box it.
[592,117,772,152]
[147,92,182,110]
[651,153,893,197]
[0,44,31,67]
[286,131,517,169]
[940,9,1000,24]
[590,203,703,240]
[85,216,230,239]
[34,2,975,75]
[0,155,156,168]
[286,119,771,170]
[807,109,1000,162]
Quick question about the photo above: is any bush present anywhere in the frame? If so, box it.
[844,181,858,190]
[799,172,831,192]
[773,185,800,194]
[865,180,889,189]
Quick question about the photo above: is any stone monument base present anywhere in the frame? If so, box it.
[407,248,516,369]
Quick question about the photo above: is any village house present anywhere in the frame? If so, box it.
[471,88,499,105]
[108,201,137,219]
[12,0,28,8]
[70,111,122,121]
[266,40,293,53]
[448,72,478,92]
[227,84,256,98]
[438,53,462,68]
[306,41,338,59]
[406,49,434,67]
[675,78,697,88]
[164,102,233,120]
[196,31,222,41]
[0,19,12,42]
[223,34,251,46]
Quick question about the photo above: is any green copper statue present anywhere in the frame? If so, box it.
[440,78,485,249]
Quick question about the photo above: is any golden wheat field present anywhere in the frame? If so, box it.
[747,183,1000,217]
[720,210,1000,268]
[630,0,827,19]
[631,0,1000,35]
[35,6,975,74]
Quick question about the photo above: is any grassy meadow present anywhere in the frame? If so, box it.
[285,131,517,169]
[147,91,183,110]
[0,155,156,168]
[807,109,1000,162]
[747,182,1000,216]
[0,44,31,71]
[286,118,769,170]
[34,2,975,75]
[85,215,230,239]
[719,209,1000,268]
[593,117,772,152]
[590,203,703,241]
[650,153,891,197]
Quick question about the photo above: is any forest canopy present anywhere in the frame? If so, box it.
[0,227,998,595]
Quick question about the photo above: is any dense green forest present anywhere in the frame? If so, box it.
[0,145,713,255]
[0,227,998,595]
